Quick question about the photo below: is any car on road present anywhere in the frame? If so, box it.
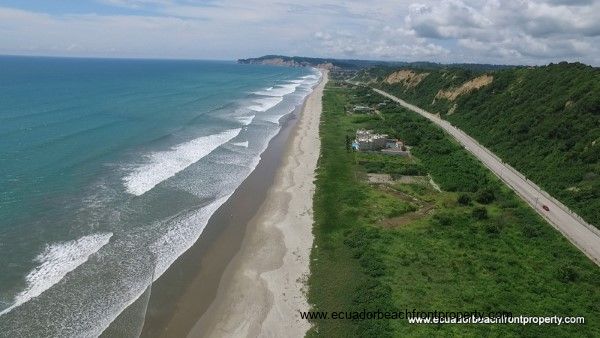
[542,205,550,211]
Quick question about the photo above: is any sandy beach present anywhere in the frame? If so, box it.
[188,70,328,337]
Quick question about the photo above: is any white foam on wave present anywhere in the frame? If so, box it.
[235,115,255,126]
[150,195,231,279]
[258,114,286,124]
[247,96,283,112]
[232,141,249,148]
[98,71,322,335]
[115,70,323,335]
[250,72,323,125]
[0,233,113,316]
[254,82,301,97]
[123,128,242,196]
[148,123,280,281]
[0,71,325,336]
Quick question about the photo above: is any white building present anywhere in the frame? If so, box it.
[354,129,388,150]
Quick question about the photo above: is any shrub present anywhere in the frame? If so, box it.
[458,194,472,205]
[472,206,488,220]
[484,222,501,235]
[558,265,580,283]
[476,188,496,204]
[359,252,386,277]
[431,212,453,226]
[522,223,542,238]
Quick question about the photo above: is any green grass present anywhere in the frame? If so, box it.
[356,152,427,177]
[307,81,600,337]
[375,63,600,227]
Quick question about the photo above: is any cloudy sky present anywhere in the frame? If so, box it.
[1,0,599,65]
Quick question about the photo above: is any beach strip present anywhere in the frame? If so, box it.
[188,70,328,337]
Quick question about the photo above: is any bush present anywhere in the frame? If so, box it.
[484,222,502,235]
[431,212,454,226]
[457,194,472,205]
[476,188,496,204]
[522,223,542,238]
[352,279,395,337]
[472,206,488,220]
[359,252,386,277]
[558,265,580,283]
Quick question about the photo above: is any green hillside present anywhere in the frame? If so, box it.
[371,62,600,227]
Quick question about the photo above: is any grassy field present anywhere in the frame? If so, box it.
[306,81,600,337]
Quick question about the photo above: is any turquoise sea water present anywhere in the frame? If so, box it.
[0,56,319,336]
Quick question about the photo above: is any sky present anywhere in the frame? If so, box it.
[0,0,599,65]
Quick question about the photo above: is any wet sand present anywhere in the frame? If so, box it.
[188,70,327,337]
[122,71,327,337]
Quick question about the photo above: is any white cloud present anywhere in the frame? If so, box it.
[0,0,599,65]
[100,0,174,8]
[403,0,600,64]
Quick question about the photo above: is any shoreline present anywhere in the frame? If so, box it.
[118,70,326,337]
[188,70,327,337]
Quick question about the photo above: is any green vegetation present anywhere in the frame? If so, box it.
[457,193,472,205]
[307,81,600,337]
[239,55,513,71]
[375,62,600,227]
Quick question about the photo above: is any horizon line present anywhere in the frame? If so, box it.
[1,53,595,68]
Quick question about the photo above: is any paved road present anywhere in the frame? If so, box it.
[373,88,600,266]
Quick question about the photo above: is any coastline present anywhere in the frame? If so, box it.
[188,70,327,337]
[2,60,319,338]
[118,70,327,337]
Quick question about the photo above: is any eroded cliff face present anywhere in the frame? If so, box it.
[435,75,493,101]
[384,70,430,88]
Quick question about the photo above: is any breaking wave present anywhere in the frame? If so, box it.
[0,233,113,316]
[123,128,241,195]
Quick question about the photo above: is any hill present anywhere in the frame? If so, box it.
[370,62,600,227]
[238,55,513,72]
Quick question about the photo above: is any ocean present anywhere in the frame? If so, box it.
[0,56,320,336]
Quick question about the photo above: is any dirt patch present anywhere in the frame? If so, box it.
[395,175,427,184]
[447,103,458,115]
[366,172,440,228]
[368,175,430,189]
[435,75,493,101]
[367,173,394,184]
[428,174,442,192]
[380,203,435,228]
[384,70,429,88]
